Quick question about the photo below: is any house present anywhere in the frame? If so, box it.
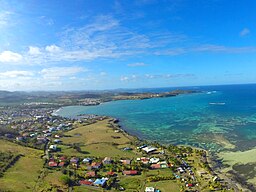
[79,180,93,186]
[158,161,169,168]
[49,127,57,132]
[142,146,157,153]
[102,157,112,165]
[37,136,48,143]
[186,183,193,187]
[86,171,96,177]
[151,164,161,169]
[59,156,67,162]
[149,157,160,164]
[178,167,185,173]
[58,162,65,167]
[139,157,150,164]
[107,171,116,176]
[44,133,52,137]
[145,187,155,192]
[16,136,24,141]
[49,145,57,151]
[123,170,138,176]
[94,178,107,187]
[82,158,92,164]
[48,161,58,167]
[54,139,61,143]
[123,147,132,151]
[70,157,79,164]
[137,144,147,149]
[91,162,102,169]
[120,159,131,165]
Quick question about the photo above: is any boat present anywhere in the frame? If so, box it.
[209,102,226,105]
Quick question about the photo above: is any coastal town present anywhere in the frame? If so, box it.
[0,101,237,192]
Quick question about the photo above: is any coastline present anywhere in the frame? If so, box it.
[56,105,242,190]
[104,117,250,191]
[54,91,256,192]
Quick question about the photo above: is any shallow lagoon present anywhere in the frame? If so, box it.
[57,84,256,152]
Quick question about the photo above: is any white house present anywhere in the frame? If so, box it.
[145,187,155,192]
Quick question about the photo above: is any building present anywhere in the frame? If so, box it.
[145,187,155,192]
[142,146,157,153]
[102,157,112,165]
[123,170,138,175]
[120,159,131,165]
[49,144,57,151]
[79,180,93,186]
[94,178,107,187]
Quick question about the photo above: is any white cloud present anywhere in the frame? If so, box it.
[40,66,86,79]
[0,11,13,27]
[100,72,107,76]
[0,70,33,78]
[240,28,250,37]
[45,45,61,53]
[156,44,256,56]
[120,73,195,82]
[28,46,41,55]
[120,76,129,81]
[127,62,147,67]
[0,51,23,62]
[120,75,138,82]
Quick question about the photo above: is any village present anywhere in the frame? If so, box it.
[0,104,234,192]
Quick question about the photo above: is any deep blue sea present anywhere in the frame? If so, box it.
[57,84,256,151]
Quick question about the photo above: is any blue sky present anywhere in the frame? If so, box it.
[0,0,256,91]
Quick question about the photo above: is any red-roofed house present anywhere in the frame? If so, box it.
[58,162,65,167]
[59,156,67,162]
[79,180,93,186]
[107,171,116,176]
[86,171,96,177]
[48,161,58,167]
[150,164,161,169]
[123,170,138,175]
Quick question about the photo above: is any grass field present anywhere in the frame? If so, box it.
[146,180,180,192]
[0,139,44,192]
[60,119,138,158]
[118,170,180,192]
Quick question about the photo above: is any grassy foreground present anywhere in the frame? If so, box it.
[0,140,45,192]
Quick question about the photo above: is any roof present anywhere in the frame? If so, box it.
[107,171,116,176]
[59,156,67,161]
[150,164,161,169]
[82,158,92,163]
[149,157,160,164]
[49,145,57,149]
[123,170,138,175]
[79,180,93,186]
[91,162,102,167]
[103,157,111,161]
[48,161,58,167]
[142,146,157,153]
[145,187,155,192]
[70,157,79,163]
[120,159,131,165]
[94,178,107,186]
[86,171,96,177]
[58,162,65,167]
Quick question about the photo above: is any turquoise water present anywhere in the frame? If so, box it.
[57,84,256,151]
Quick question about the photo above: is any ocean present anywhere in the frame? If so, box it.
[57,84,256,152]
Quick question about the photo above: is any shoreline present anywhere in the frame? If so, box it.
[54,103,253,191]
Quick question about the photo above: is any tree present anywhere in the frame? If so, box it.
[59,175,72,186]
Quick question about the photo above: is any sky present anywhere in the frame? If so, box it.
[0,0,256,91]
